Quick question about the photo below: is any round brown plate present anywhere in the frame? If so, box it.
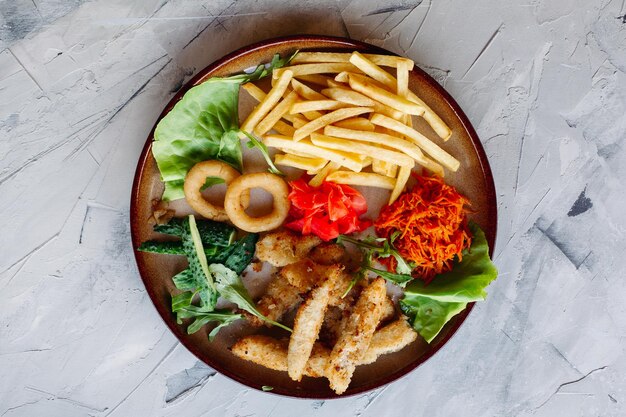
[130,35,497,399]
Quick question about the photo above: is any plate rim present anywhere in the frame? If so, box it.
[130,34,498,399]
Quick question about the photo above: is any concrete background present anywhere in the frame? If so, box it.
[1,0,625,415]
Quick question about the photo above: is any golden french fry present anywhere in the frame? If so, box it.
[294,74,334,86]
[288,268,340,381]
[291,52,414,69]
[397,59,410,97]
[293,107,373,141]
[264,135,363,172]
[324,125,428,167]
[242,82,267,102]
[290,100,345,114]
[241,70,293,134]
[370,113,459,171]
[389,164,412,204]
[309,161,340,187]
[272,120,296,136]
[333,117,375,132]
[326,79,346,88]
[292,115,308,128]
[372,159,398,178]
[326,171,396,190]
[274,63,360,79]
[310,133,414,168]
[321,87,376,107]
[348,74,424,116]
[349,51,397,90]
[361,156,373,168]
[291,79,326,100]
[407,91,452,140]
[326,278,387,394]
[255,91,299,136]
[274,153,327,172]
[418,155,445,177]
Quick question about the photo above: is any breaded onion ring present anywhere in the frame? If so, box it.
[183,160,249,222]
[224,173,290,233]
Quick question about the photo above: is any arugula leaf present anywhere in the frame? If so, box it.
[201,176,226,191]
[153,53,296,201]
[400,296,467,343]
[400,222,497,342]
[171,290,242,340]
[210,264,292,332]
[364,266,412,287]
[242,130,284,176]
[401,223,498,303]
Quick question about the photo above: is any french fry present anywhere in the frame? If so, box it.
[309,161,340,187]
[274,154,327,172]
[326,278,387,394]
[326,171,396,190]
[292,116,308,128]
[333,117,375,132]
[360,157,373,169]
[255,91,299,136]
[310,133,414,168]
[288,268,341,381]
[291,52,414,69]
[348,74,424,116]
[290,100,345,114]
[324,125,428,168]
[396,59,410,97]
[272,120,296,136]
[274,63,360,79]
[370,113,459,171]
[349,51,397,91]
[291,79,326,100]
[326,78,346,88]
[407,92,452,140]
[321,87,376,107]
[294,74,334,86]
[242,82,267,102]
[293,107,373,141]
[389,164,412,204]
[264,135,363,172]
[241,70,293,134]
[372,159,398,178]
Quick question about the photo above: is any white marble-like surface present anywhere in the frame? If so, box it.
[1,0,625,415]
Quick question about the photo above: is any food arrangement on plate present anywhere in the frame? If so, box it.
[135,47,498,395]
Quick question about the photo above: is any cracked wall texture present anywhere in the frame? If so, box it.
[1,0,625,416]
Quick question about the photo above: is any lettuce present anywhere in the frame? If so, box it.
[400,222,497,343]
[152,52,296,201]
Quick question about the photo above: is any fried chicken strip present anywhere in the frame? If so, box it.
[248,274,302,327]
[256,230,321,267]
[326,278,387,394]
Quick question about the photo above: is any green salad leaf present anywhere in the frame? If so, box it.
[400,222,497,343]
[242,130,284,176]
[400,297,467,343]
[152,52,296,201]
[401,222,498,303]
[181,216,219,309]
[201,176,226,191]
[210,263,292,332]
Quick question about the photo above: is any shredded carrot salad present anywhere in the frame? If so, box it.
[374,174,472,283]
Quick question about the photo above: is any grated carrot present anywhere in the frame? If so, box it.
[374,174,471,283]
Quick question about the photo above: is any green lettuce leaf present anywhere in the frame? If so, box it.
[400,222,497,343]
[210,264,292,332]
[400,297,467,343]
[152,52,297,201]
[401,222,498,303]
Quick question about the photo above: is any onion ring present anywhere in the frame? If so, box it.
[224,173,290,233]
[183,160,249,222]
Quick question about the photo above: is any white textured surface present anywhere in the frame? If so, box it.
[1,0,625,415]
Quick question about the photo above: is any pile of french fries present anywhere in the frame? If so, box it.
[240,51,459,204]
[232,231,418,395]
